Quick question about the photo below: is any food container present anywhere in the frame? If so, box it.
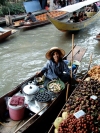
[47,79,65,93]
[8,98,25,121]
[23,84,39,102]
[34,91,51,109]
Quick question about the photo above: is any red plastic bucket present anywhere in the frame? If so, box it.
[8,98,25,121]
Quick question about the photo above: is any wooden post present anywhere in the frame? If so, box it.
[88,54,92,70]
[66,84,69,101]
[71,34,74,78]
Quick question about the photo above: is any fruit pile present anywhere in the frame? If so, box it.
[54,77,100,133]
[36,11,66,21]
[58,114,99,133]
[88,65,100,81]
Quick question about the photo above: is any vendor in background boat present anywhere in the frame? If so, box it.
[78,11,84,22]
[24,12,37,22]
[36,47,81,88]
[70,11,79,22]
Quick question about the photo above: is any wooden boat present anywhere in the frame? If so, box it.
[94,33,100,41]
[48,66,100,133]
[0,45,86,133]
[46,0,100,32]
[12,11,67,30]
[0,27,17,41]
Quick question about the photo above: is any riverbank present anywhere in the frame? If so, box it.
[0,9,47,25]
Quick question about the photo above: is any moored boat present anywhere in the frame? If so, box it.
[0,45,86,133]
[12,10,67,30]
[0,27,17,41]
[46,0,100,32]
[48,65,100,133]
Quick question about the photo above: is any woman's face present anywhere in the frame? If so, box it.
[53,51,60,63]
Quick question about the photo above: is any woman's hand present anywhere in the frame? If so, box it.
[36,71,41,76]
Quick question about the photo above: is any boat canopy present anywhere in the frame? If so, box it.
[57,0,100,12]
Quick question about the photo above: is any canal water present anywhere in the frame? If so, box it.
[0,19,100,97]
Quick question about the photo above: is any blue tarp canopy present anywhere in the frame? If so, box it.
[23,1,42,13]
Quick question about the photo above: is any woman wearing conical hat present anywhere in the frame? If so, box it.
[36,47,81,88]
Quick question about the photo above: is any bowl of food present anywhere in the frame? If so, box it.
[47,79,65,93]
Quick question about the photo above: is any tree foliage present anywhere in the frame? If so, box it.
[0,0,7,5]
[0,1,25,16]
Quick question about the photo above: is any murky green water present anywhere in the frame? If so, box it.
[0,19,100,97]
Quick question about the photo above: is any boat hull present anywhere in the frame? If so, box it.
[0,30,11,41]
[46,11,100,32]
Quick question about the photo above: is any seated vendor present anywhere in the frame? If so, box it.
[36,47,81,88]
[70,11,79,23]
[24,12,37,22]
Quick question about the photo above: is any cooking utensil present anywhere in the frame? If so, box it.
[23,84,39,102]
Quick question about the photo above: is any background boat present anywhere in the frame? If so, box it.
[46,0,100,32]
[12,11,67,30]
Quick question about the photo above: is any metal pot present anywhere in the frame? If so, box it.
[23,84,39,102]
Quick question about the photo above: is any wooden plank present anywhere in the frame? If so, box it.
[73,48,87,61]
[67,46,87,62]
[67,46,81,61]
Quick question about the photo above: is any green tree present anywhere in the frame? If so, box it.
[0,0,7,5]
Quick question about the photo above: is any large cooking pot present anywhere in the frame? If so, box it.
[23,84,39,102]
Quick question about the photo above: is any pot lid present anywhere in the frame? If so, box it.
[34,92,51,103]
[23,84,39,95]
